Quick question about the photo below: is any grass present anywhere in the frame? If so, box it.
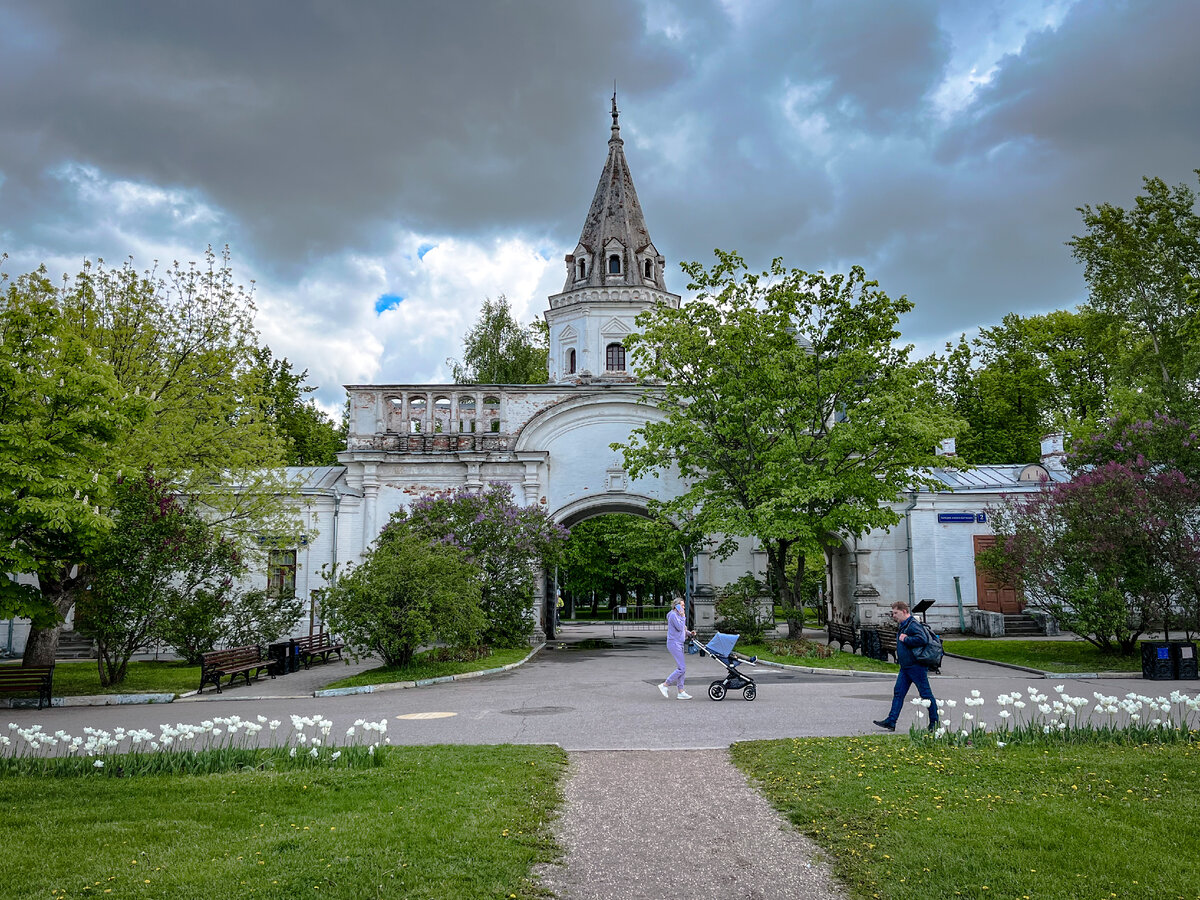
[0,744,565,900]
[0,660,201,698]
[322,646,532,689]
[739,640,897,673]
[943,638,1143,672]
[733,736,1200,900]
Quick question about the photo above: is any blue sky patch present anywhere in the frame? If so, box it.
[375,293,404,314]
[417,242,436,260]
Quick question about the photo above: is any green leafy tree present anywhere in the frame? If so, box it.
[319,512,484,667]
[248,347,346,465]
[408,484,567,646]
[449,295,549,384]
[74,471,250,685]
[560,514,685,615]
[19,249,303,664]
[1068,172,1200,421]
[940,310,1112,464]
[615,251,964,638]
[0,268,138,633]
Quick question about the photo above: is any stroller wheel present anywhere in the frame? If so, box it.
[743,684,757,702]
[708,681,727,701]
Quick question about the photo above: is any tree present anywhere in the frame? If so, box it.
[615,251,964,637]
[0,268,138,633]
[319,512,484,667]
[983,416,1200,650]
[559,514,685,615]
[939,310,1112,464]
[449,295,549,384]
[1069,172,1200,421]
[19,249,303,664]
[74,471,258,686]
[407,484,567,646]
[248,347,346,466]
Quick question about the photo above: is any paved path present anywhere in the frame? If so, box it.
[8,625,1168,748]
[535,749,846,900]
[10,626,1195,900]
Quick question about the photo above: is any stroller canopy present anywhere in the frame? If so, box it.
[705,632,740,659]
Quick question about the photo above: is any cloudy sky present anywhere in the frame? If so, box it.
[2,0,1198,412]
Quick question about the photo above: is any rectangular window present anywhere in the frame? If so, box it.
[267,549,297,598]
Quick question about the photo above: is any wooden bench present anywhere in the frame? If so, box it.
[295,632,345,669]
[860,626,898,662]
[0,665,54,709]
[199,646,273,694]
[827,620,859,653]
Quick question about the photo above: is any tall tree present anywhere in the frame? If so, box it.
[939,310,1111,464]
[615,251,964,637]
[19,249,302,664]
[449,295,549,384]
[1069,171,1200,421]
[0,269,138,632]
[248,347,346,465]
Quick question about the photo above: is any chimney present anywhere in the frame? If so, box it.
[1040,433,1066,471]
[936,437,956,457]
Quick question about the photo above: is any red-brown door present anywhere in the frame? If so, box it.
[973,535,1023,613]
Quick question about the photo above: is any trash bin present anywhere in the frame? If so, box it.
[1140,641,1173,680]
[267,640,299,676]
[1170,641,1198,680]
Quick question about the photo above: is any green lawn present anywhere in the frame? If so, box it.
[322,646,532,689]
[0,660,201,698]
[739,641,897,673]
[733,736,1200,900]
[0,745,565,900]
[944,638,1143,672]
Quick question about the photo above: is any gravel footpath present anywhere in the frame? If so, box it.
[535,749,847,900]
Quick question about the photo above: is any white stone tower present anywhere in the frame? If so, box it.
[545,94,681,383]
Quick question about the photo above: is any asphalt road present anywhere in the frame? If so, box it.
[5,625,1165,750]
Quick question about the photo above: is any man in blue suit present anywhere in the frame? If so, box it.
[873,600,939,732]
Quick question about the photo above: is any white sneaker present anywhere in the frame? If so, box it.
[676,691,693,700]
[657,683,670,698]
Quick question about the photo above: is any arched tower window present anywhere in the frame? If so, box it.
[608,254,621,274]
[644,259,652,279]
[577,259,587,280]
[606,342,626,371]
[567,348,577,374]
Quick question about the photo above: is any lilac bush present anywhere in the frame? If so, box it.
[408,483,567,646]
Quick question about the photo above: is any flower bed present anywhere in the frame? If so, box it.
[1,713,391,776]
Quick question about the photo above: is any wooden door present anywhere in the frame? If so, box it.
[973,535,1022,613]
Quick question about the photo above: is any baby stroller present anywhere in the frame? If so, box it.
[691,632,758,701]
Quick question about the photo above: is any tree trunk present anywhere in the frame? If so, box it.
[765,540,799,639]
[21,568,86,666]
[22,625,65,668]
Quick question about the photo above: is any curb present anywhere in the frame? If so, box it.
[753,658,894,679]
[942,652,1144,680]
[3,692,176,709]
[312,643,546,697]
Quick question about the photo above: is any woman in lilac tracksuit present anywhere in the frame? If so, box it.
[658,596,696,700]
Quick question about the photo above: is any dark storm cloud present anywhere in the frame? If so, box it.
[2,0,1198,390]
[0,0,687,273]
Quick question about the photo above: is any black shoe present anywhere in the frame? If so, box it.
[873,719,895,731]
[928,722,939,732]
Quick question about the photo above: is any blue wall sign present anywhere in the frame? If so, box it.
[938,512,986,524]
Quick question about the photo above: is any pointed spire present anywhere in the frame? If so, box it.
[562,98,664,292]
